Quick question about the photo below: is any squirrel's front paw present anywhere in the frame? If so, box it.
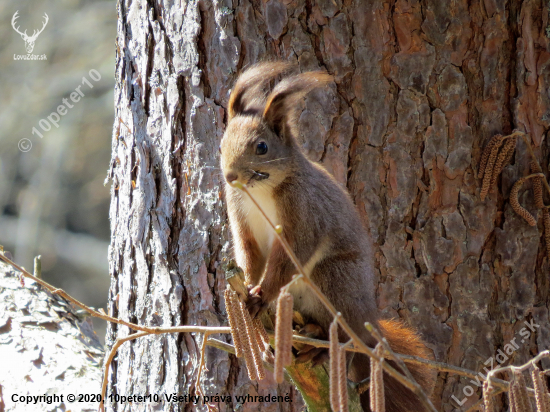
[246,285,267,318]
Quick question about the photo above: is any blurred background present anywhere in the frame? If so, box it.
[0,0,116,342]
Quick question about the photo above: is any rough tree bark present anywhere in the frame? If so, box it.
[106,1,550,411]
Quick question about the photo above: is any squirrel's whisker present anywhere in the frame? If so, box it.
[256,157,290,164]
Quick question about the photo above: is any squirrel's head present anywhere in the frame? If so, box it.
[220,62,332,190]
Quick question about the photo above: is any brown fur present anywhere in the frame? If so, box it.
[221,62,435,411]
[377,320,436,411]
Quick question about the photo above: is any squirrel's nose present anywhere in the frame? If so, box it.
[225,171,238,183]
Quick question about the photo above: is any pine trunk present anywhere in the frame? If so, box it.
[106,1,550,411]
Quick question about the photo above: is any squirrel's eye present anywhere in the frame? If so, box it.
[256,141,268,155]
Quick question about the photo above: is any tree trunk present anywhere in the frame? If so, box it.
[106,1,550,411]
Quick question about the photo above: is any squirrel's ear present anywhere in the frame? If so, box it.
[227,61,294,120]
[262,71,332,138]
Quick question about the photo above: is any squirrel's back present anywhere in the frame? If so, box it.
[271,156,379,330]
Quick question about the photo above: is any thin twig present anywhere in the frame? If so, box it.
[2,252,546,412]
[0,250,519,399]
[0,249,236,335]
[487,351,550,378]
[0,253,184,334]
[3,216,547,411]
[99,331,149,412]
[206,337,236,354]
[196,331,214,398]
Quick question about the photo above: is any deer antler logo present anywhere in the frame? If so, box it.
[12,11,49,54]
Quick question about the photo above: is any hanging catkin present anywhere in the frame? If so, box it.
[515,371,533,412]
[479,135,502,179]
[531,366,548,412]
[483,380,495,412]
[510,178,537,226]
[228,289,260,381]
[510,381,523,412]
[234,298,257,380]
[224,289,245,358]
[329,319,339,411]
[543,210,550,263]
[239,300,266,380]
[480,135,504,200]
[370,344,385,412]
[491,136,517,185]
[531,160,545,209]
[370,347,378,411]
[510,381,517,412]
[253,318,270,349]
[501,136,518,169]
[338,344,349,412]
[510,387,517,412]
[274,291,293,383]
[541,370,550,412]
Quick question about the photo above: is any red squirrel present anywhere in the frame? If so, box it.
[220,62,435,411]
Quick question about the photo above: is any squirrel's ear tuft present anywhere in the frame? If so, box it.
[227,61,295,120]
[262,71,332,137]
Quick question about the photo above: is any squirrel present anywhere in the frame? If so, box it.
[220,61,435,412]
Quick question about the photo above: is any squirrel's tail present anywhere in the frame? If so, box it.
[355,319,436,412]
[376,319,436,411]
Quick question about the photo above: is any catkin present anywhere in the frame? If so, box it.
[234,299,257,380]
[511,381,525,412]
[329,319,339,411]
[369,348,377,411]
[542,370,550,412]
[479,135,502,179]
[483,380,495,412]
[510,178,537,226]
[224,289,245,358]
[253,317,270,349]
[491,137,518,185]
[516,372,533,412]
[502,136,518,168]
[370,344,385,412]
[229,291,260,381]
[481,135,504,201]
[533,176,545,209]
[338,345,349,412]
[374,345,385,412]
[531,160,545,209]
[274,291,293,383]
[510,381,517,412]
[531,366,548,412]
[240,301,266,380]
[544,210,550,262]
